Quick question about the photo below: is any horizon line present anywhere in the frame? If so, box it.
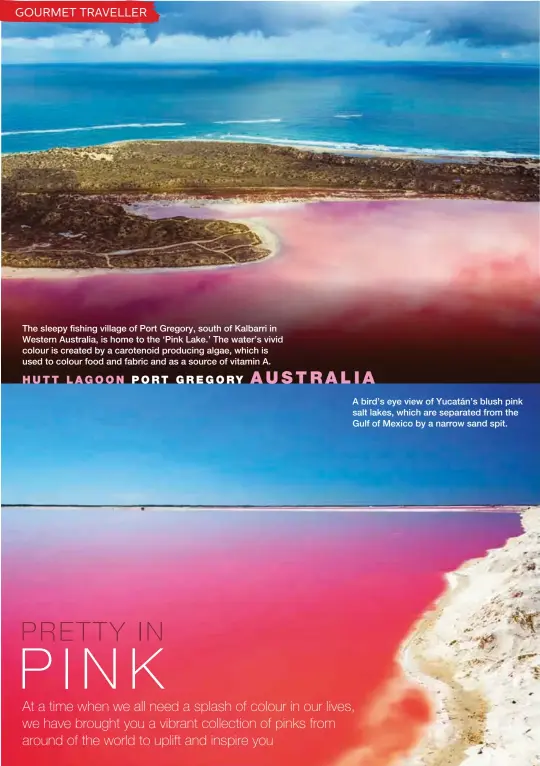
[3,60,538,67]
[1,504,528,512]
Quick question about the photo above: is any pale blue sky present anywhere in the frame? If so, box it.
[2,384,539,506]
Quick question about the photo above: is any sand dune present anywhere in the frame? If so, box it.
[399,506,540,766]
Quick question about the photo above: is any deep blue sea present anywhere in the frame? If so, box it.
[1,62,539,156]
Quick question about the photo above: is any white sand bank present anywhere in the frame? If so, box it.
[399,506,540,766]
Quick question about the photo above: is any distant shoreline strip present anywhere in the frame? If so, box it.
[1,505,526,513]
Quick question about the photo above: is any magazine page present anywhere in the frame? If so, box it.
[1,2,539,766]
[1,2,539,384]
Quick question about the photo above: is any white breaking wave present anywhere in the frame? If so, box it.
[213,119,282,125]
[335,113,363,119]
[221,134,361,150]
[2,122,187,136]
[3,122,536,160]
[215,133,538,159]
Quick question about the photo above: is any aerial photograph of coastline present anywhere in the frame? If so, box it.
[2,505,539,766]
[2,1,539,382]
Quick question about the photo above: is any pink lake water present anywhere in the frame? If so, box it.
[3,199,539,381]
[2,508,523,766]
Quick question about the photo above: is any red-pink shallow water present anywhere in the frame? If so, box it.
[3,199,539,382]
[129,198,539,302]
[2,510,522,766]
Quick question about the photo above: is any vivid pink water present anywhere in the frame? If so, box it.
[3,199,539,381]
[2,510,522,766]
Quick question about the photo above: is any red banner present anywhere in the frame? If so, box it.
[0,1,160,22]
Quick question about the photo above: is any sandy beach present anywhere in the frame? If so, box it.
[398,506,540,766]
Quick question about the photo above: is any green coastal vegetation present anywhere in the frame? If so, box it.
[2,185,269,269]
[2,140,538,269]
[3,140,538,199]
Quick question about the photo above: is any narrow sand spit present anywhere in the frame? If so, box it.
[399,506,540,766]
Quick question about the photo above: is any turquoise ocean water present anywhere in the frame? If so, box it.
[1,61,539,156]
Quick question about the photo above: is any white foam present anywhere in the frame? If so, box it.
[335,113,364,119]
[214,119,282,125]
[215,134,538,159]
[3,124,536,160]
[222,134,361,150]
[2,122,187,136]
